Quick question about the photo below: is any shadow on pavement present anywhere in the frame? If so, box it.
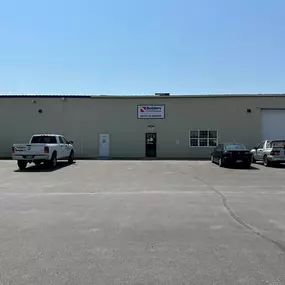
[14,161,76,173]
[253,162,285,169]
[269,163,285,169]
[212,162,260,170]
[227,165,260,170]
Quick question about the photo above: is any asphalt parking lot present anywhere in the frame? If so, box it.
[0,160,284,285]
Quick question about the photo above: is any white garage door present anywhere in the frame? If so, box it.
[261,109,285,140]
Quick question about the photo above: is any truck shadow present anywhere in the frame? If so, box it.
[14,161,76,172]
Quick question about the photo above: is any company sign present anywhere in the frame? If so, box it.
[137,104,165,119]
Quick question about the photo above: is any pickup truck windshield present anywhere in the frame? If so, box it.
[31,136,57,144]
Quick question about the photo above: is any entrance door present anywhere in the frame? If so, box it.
[99,134,110,158]
[145,133,157,157]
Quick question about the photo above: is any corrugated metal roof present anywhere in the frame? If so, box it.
[0,94,91,98]
[0,93,285,98]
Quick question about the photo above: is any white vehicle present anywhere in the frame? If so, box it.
[12,134,75,170]
[251,140,285,167]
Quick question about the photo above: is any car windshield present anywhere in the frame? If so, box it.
[31,136,57,144]
[225,144,246,150]
[271,140,285,148]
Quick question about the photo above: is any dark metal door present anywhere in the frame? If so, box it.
[145,133,157,158]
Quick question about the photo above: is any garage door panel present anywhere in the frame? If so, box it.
[261,110,285,140]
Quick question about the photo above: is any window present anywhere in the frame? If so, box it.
[271,140,285,148]
[257,141,265,149]
[266,141,271,148]
[31,136,57,144]
[62,137,68,144]
[225,144,246,150]
[59,137,64,144]
[189,131,198,146]
[189,130,218,147]
[215,144,222,151]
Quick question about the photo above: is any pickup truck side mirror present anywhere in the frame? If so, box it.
[69,141,74,144]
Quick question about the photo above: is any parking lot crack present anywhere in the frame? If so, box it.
[194,176,285,254]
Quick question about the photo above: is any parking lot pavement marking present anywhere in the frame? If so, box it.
[0,190,218,196]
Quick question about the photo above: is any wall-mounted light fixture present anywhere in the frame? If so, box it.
[32,100,36,104]
[38,109,43,114]
[148,125,155,132]
[246,109,252,113]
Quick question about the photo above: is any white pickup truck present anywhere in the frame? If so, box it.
[12,134,75,170]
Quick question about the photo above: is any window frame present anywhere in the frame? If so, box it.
[189,129,219,147]
[257,141,265,149]
[62,137,69,144]
[31,135,57,144]
[224,143,247,150]
[214,144,222,151]
[265,141,271,148]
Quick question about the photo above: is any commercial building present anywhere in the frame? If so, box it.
[0,94,285,159]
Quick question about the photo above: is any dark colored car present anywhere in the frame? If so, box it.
[211,143,252,168]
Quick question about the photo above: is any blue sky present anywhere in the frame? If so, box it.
[0,0,284,95]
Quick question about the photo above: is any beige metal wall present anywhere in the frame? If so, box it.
[0,96,284,158]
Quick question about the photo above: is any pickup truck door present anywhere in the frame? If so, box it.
[62,136,72,157]
[256,141,265,160]
[58,136,67,159]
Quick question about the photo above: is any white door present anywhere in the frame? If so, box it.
[261,109,285,140]
[62,136,72,157]
[99,134,110,158]
[58,136,66,159]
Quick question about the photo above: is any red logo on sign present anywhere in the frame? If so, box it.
[140,106,147,112]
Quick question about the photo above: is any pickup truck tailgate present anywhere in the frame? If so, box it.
[13,144,46,160]
[13,144,47,155]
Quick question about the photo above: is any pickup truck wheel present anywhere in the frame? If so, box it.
[68,151,74,164]
[49,153,57,168]
[18,160,27,170]
[263,155,271,167]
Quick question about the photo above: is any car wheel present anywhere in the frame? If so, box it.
[49,153,57,168]
[219,158,224,167]
[263,155,271,167]
[68,150,74,164]
[17,160,27,170]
